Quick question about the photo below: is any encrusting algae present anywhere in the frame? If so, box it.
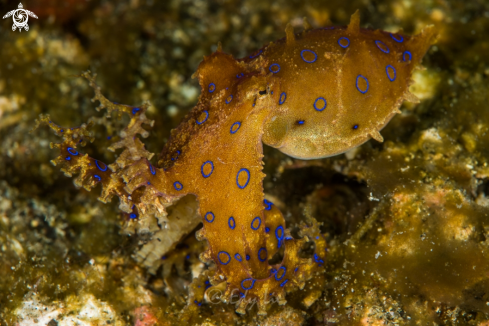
[34,11,436,319]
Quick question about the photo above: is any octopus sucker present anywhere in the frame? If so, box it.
[37,10,436,315]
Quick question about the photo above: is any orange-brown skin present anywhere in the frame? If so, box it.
[38,11,436,315]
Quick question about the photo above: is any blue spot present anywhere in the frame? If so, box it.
[174,181,183,191]
[403,51,412,62]
[275,225,284,248]
[65,157,71,161]
[338,37,350,48]
[230,122,241,134]
[228,217,236,229]
[236,168,250,189]
[356,75,369,94]
[241,278,255,290]
[161,256,167,260]
[201,161,214,178]
[204,212,215,223]
[208,83,216,93]
[353,124,359,130]
[236,73,244,78]
[275,266,286,281]
[95,160,108,172]
[285,236,293,240]
[258,247,267,262]
[249,50,263,59]
[147,182,151,185]
[194,300,202,306]
[386,65,396,82]
[390,33,403,42]
[279,92,286,105]
[375,40,390,53]
[235,253,242,262]
[129,213,137,219]
[60,129,64,132]
[107,136,112,140]
[265,227,270,233]
[280,279,288,287]
[196,110,209,125]
[218,251,231,265]
[294,267,298,273]
[94,175,101,182]
[298,120,305,125]
[264,199,273,210]
[269,63,281,73]
[67,147,78,156]
[251,216,261,230]
[314,97,327,112]
[132,107,140,115]
[149,164,156,175]
[246,254,250,261]
[171,150,181,161]
[225,95,233,104]
[300,49,317,63]
[314,253,324,264]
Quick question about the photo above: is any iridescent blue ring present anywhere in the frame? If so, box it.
[275,266,286,281]
[338,37,350,48]
[258,247,267,262]
[173,181,183,191]
[403,51,412,62]
[95,160,107,172]
[94,175,101,182]
[275,225,284,249]
[251,216,261,230]
[390,33,403,42]
[249,50,263,59]
[204,212,215,223]
[269,63,280,73]
[230,122,241,134]
[196,110,209,125]
[67,147,78,155]
[149,164,156,175]
[218,251,231,265]
[375,40,390,53]
[280,279,288,287]
[132,107,140,115]
[264,199,273,210]
[241,278,255,290]
[235,253,242,262]
[356,75,369,94]
[313,97,327,112]
[246,254,250,261]
[236,168,250,189]
[228,217,236,229]
[225,95,233,104]
[386,65,396,82]
[208,83,216,93]
[300,49,317,63]
[279,92,286,105]
[201,161,214,178]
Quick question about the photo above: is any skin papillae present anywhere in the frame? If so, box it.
[35,11,436,315]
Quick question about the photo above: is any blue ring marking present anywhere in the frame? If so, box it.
[228,217,236,229]
[300,49,317,63]
[356,75,369,94]
[246,254,250,261]
[386,65,396,81]
[236,73,244,78]
[249,49,263,59]
[208,83,216,93]
[264,199,273,210]
[95,160,108,172]
[280,279,288,287]
[174,181,183,191]
[132,107,140,115]
[67,147,78,156]
[129,213,137,219]
[251,216,261,230]
[338,37,350,48]
[201,161,214,178]
[218,251,231,265]
[225,95,233,104]
[275,225,284,248]
[196,110,209,125]
[279,92,286,105]
[298,120,305,125]
[94,175,101,182]
[204,212,215,223]
[375,40,390,53]
[149,164,156,175]
[403,51,412,62]
[353,124,359,130]
[275,266,286,281]
[230,122,241,134]
[271,268,277,274]
[236,168,250,189]
[313,97,327,111]
[390,33,403,42]
[265,227,270,233]
[285,236,293,240]
[235,253,242,262]
[269,63,280,73]
[258,248,267,262]
[241,278,255,290]
[65,157,71,161]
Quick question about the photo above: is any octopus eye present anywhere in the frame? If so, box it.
[259,89,267,95]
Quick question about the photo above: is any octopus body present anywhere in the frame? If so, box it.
[38,11,436,315]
